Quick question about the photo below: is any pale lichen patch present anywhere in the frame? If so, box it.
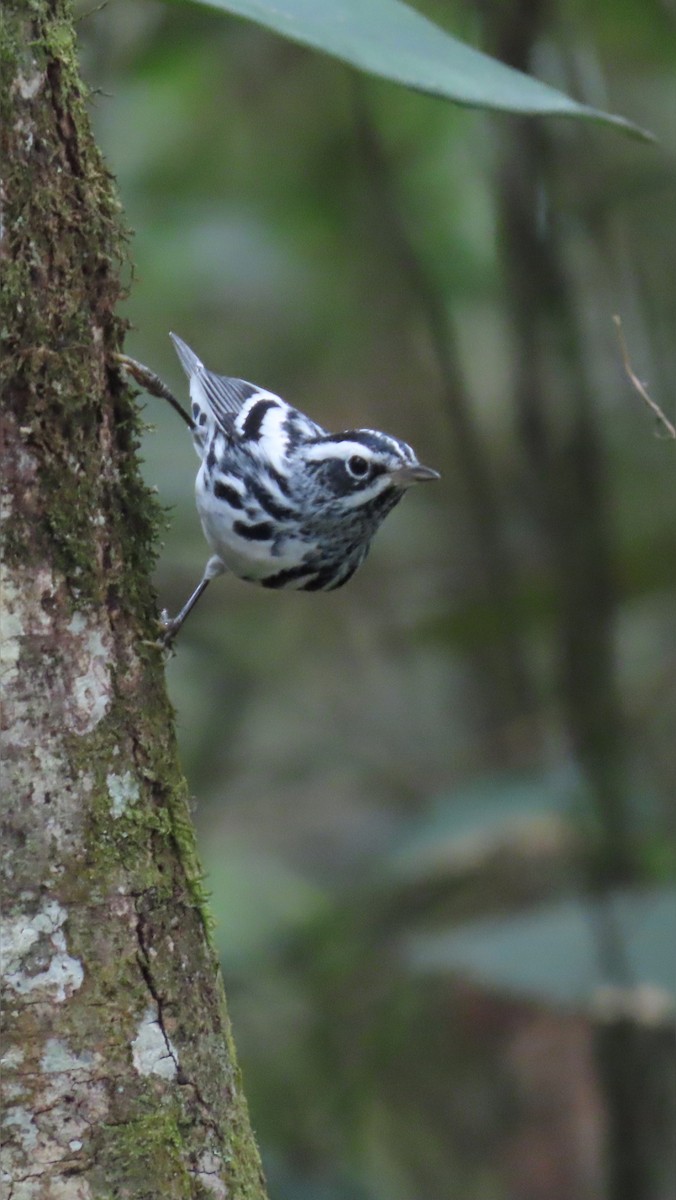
[131,1005,179,1079]
[1,1095,94,1200]
[1,562,112,872]
[1,1037,108,1193]
[64,611,113,735]
[2,1104,63,1171]
[16,69,44,101]
[2,739,86,863]
[8,1179,93,1200]
[194,1150,229,1197]
[107,770,141,818]
[0,586,25,690]
[2,1107,39,1160]
[1,900,84,1001]
[40,1038,96,1075]
[0,1046,25,1070]
[1,567,113,736]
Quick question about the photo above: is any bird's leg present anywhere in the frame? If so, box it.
[115,353,195,430]
[160,557,226,646]
[160,579,211,646]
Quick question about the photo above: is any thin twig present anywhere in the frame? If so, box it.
[75,1,110,23]
[351,78,534,721]
[114,353,195,430]
[614,315,676,439]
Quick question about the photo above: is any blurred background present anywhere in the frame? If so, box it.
[79,2,675,1197]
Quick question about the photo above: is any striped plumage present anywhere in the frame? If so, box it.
[161,334,439,639]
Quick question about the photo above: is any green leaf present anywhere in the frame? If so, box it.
[189,0,652,139]
[407,887,676,1007]
[391,769,577,880]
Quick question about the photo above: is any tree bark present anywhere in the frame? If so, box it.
[593,989,676,1200]
[0,3,268,1197]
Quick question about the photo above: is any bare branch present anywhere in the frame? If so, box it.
[614,315,676,439]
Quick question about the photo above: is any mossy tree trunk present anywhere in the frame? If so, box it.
[0,3,268,1197]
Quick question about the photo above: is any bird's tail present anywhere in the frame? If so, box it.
[170,332,204,379]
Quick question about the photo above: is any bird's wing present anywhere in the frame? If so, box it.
[170,332,261,435]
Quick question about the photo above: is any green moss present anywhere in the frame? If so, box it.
[41,17,75,59]
[98,1109,191,1197]
[3,5,268,1196]
[164,780,216,934]
[62,689,214,937]
[1,0,162,621]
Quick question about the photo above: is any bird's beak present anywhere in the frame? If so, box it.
[389,463,440,487]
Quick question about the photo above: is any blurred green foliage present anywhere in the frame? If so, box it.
[185,0,652,131]
[79,1,676,1196]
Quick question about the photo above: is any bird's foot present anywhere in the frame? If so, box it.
[157,609,181,650]
[114,353,195,430]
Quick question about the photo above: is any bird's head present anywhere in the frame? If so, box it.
[298,429,439,527]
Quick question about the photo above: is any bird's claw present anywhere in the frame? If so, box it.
[157,609,180,650]
[139,636,166,651]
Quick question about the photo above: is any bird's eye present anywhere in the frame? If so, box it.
[347,455,369,478]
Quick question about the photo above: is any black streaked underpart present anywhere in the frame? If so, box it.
[247,477,295,522]
[159,334,439,639]
[302,565,343,591]
[213,481,244,508]
[260,564,313,589]
[233,519,274,541]
[265,464,294,497]
[260,559,360,592]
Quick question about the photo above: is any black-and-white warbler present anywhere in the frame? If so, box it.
[120,335,439,642]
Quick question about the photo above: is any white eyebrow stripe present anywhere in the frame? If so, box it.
[303,441,377,464]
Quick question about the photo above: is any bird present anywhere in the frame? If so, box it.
[118,335,439,643]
